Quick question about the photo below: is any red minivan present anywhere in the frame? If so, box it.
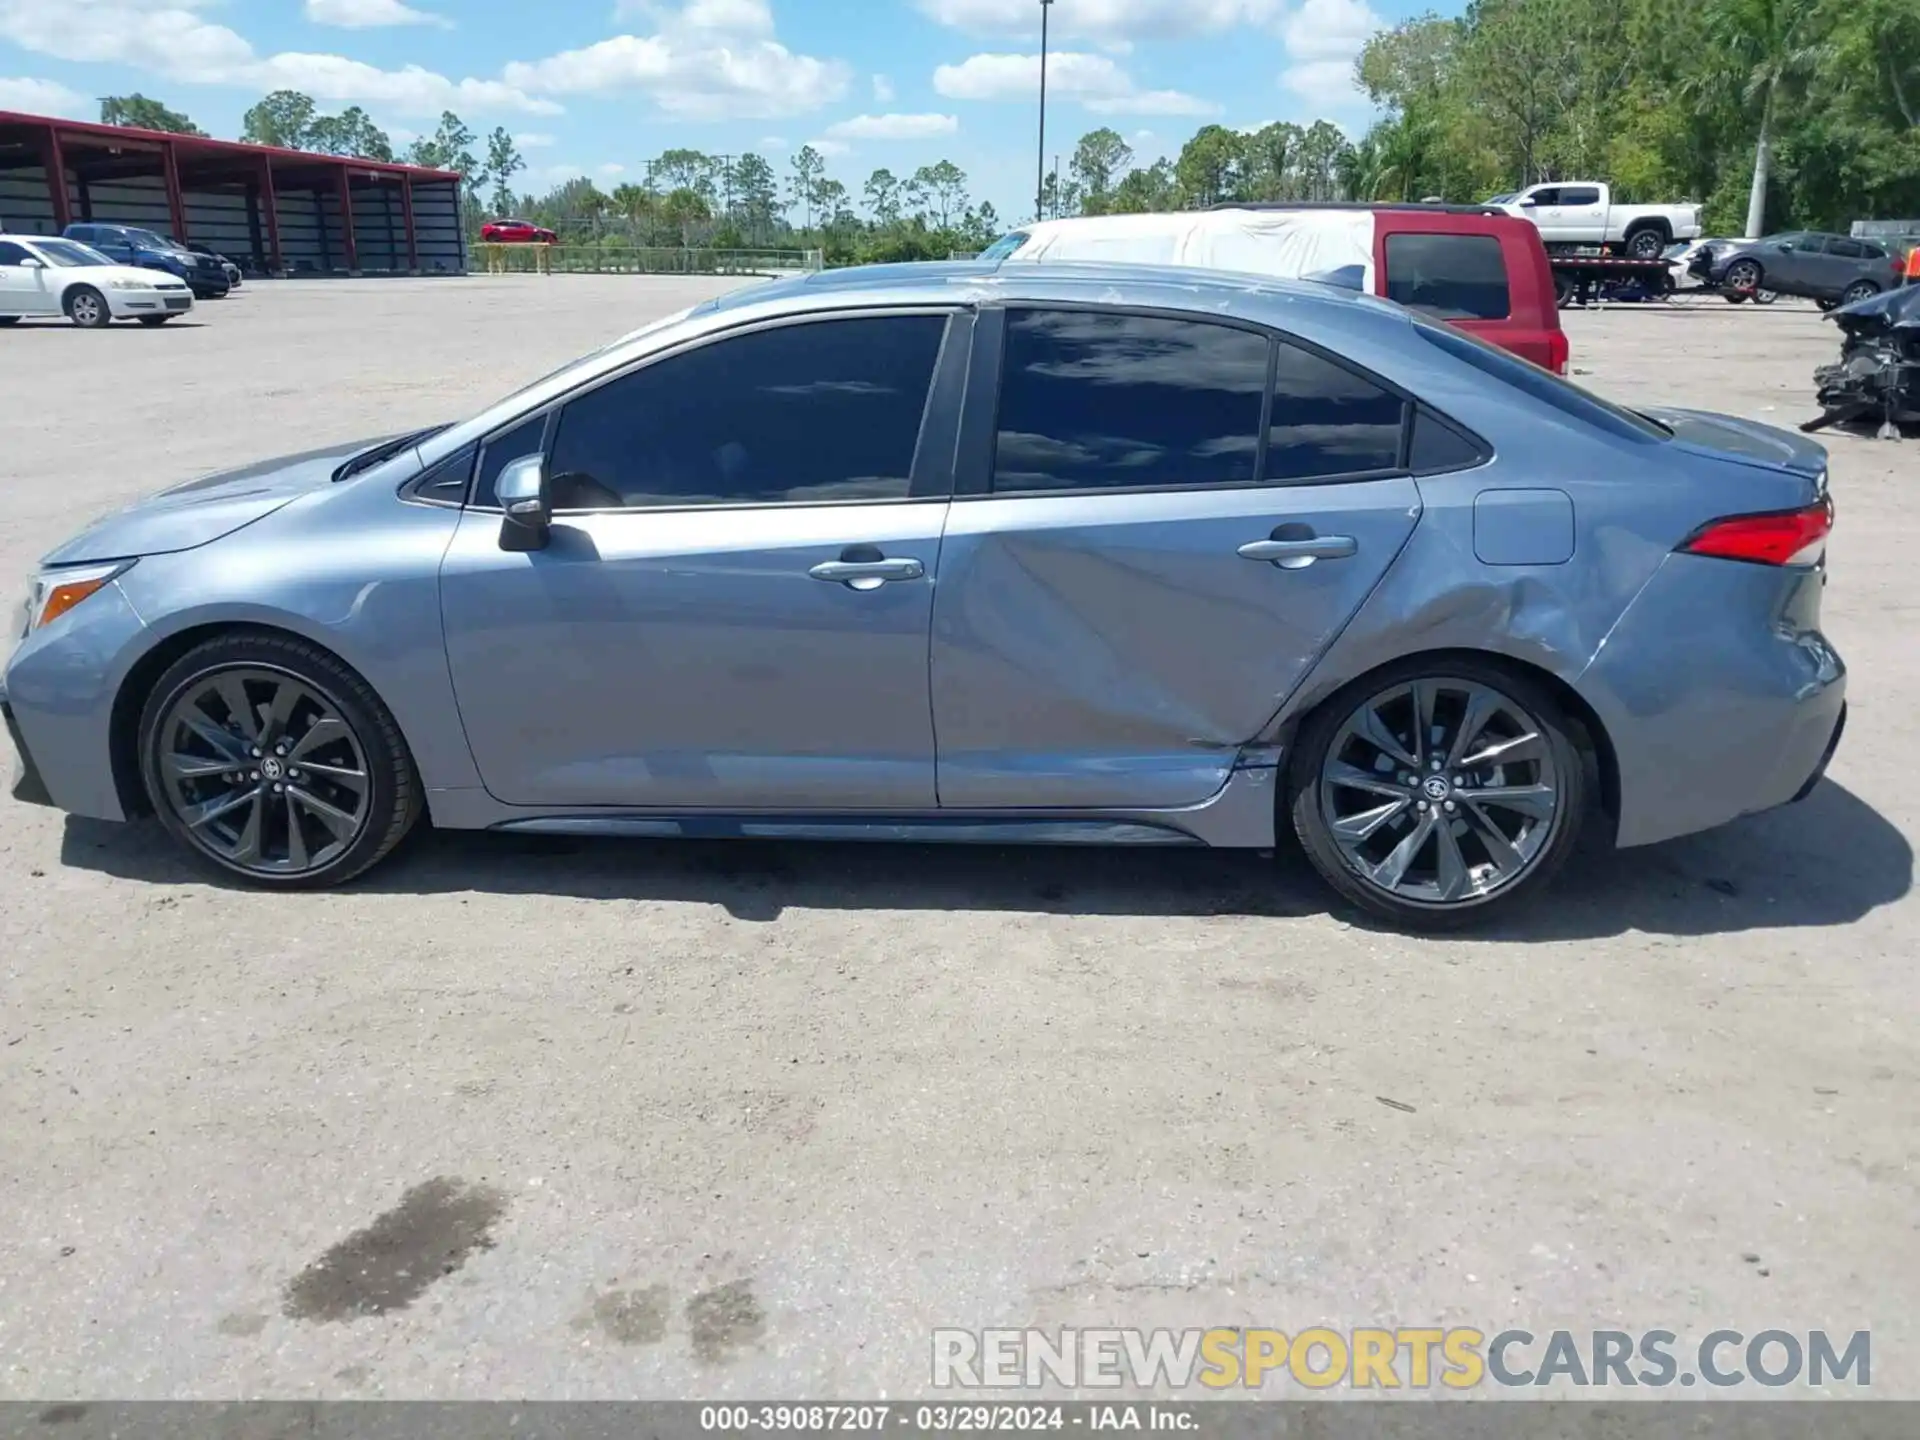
[1224,203,1569,374]
[991,203,1570,374]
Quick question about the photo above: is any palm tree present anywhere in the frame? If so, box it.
[1700,0,1830,236]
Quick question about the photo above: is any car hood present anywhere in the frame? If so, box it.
[40,435,398,565]
[80,262,188,288]
[1642,407,1829,478]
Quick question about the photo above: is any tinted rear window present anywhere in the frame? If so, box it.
[1384,233,1511,321]
[1415,318,1669,444]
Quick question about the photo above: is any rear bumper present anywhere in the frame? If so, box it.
[1581,556,1846,849]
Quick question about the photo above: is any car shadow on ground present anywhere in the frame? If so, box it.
[60,777,1910,941]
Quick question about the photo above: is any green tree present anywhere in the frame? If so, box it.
[484,128,524,214]
[916,160,969,227]
[1108,158,1178,213]
[408,111,481,191]
[788,144,827,230]
[864,167,902,224]
[307,106,393,162]
[99,94,204,135]
[1174,125,1248,206]
[1069,128,1134,214]
[727,154,781,240]
[1456,0,1583,187]
[1697,0,1832,235]
[241,90,318,149]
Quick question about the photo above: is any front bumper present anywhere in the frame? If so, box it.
[3,693,53,807]
[107,288,194,317]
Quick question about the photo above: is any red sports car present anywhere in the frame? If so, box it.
[480,219,558,244]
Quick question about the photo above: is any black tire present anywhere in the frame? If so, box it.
[137,315,173,326]
[1816,298,1837,312]
[1724,258,1764,293]
[1724,292,1749,304]
[1553,272,1575,308]
[64,286,110,328]
[1624,225,1667,260]
[1285,656,1588,932]
[1841,280,1879,306]
[0,315,19,325]
[136,632,421,888]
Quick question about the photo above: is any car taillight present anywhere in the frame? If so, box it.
[1547,329,1569,375]
[1679,495,1833,566]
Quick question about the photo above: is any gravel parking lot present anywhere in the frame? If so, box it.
[1,278,1914,1399]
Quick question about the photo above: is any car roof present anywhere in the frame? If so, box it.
[702,257,1406,320]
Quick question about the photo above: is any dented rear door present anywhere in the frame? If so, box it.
[929,304,1422,810]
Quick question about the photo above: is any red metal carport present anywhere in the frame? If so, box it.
[0,110,467,276]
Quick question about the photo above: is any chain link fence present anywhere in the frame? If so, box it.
[472,244,823,276]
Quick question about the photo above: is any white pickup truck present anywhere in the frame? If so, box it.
[1485,181,1703,259]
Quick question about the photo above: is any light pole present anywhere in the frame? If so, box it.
[1036,0,1053,224]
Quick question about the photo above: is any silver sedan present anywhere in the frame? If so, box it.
[2,261,1847,929]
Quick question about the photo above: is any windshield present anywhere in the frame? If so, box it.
[31,239,112,268]
[1414,315,1672,442]
[1484,193,1516,205]
[978,231,1031,261]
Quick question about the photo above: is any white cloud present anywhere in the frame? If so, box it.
[823,111,957,140]
[810,137,851,157]
[599,162,626,176]
[1280,0,1378,108]
[919,0,1279,47]
[505,0,847,117]
[871,72,895,103]
[0,74,89,116]
[514,131,557,148]
[304,0,452,30]
[933,51,1215,116]
[0,0,556,114]
[759,134,787,148]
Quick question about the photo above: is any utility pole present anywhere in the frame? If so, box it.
[1036,0,1053,224]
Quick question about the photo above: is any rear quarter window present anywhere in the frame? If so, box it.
[1383,233,1512,321]
[1415,318,1669,444]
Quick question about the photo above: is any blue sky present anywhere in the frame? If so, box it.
[0,0,1440,218]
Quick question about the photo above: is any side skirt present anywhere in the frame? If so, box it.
[423,755,1283,850]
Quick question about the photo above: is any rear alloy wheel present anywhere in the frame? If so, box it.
[1724,259,1764,294]
[65,286,110,328]
[1625,227,1666,260]
[1841,280,1879,306]
[138,635,420,886]
[1288,660,1586,930]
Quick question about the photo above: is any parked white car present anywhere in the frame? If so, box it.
[1485,182,1702,259]
[0,234,196,328]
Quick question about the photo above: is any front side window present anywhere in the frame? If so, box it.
[1383,233,1512,321]
[991,309,1268,493]
[0,241,30,266]
[1265,342,1406,481]
[543,314,948,511]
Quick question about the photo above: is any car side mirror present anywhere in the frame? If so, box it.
[1519,196,1539,207]
[1777,242,1794,252]
[496,453,551,552]
[20,257,43,269]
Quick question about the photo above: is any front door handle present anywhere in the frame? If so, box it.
[809,555,925,591]
[1238,534,1358,568]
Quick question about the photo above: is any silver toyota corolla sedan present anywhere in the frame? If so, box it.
[2,261,1846,929]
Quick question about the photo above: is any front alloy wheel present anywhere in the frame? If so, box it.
[1288,663,1585,929]
[138,635,420,886]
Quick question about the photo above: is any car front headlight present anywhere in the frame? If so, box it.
[106,277,154,291]
[22,560,136,635]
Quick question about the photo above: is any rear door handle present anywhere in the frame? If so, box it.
[809,556,925,590]
[1237,535,1358,568]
